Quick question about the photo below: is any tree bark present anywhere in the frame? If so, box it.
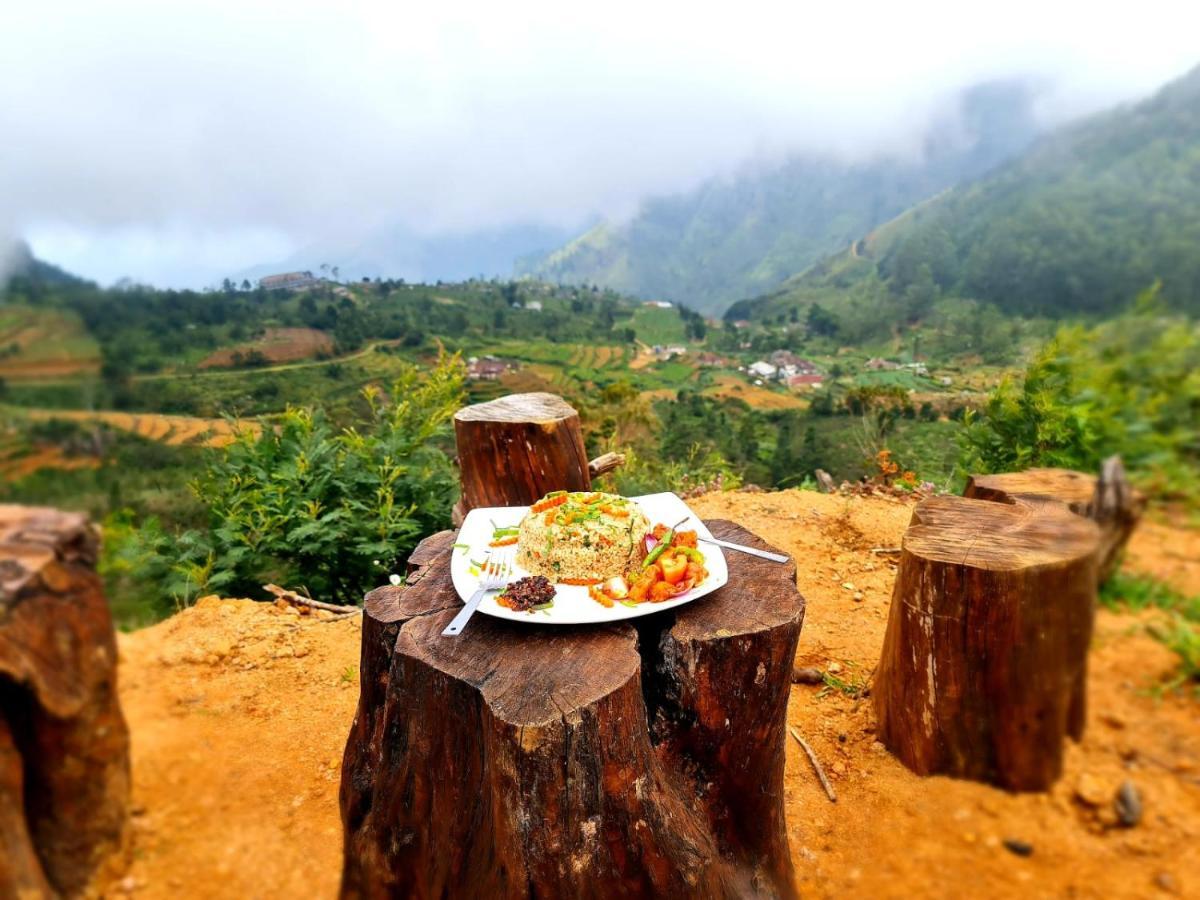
[340,520,804,899]
[453,393,592,516]
[0,505,130,897]
[873,495,1100,791]
[963,458,1145,582]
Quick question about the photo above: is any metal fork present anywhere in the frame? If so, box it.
[442,551,514,636]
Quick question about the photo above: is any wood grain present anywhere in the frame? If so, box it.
[0,505,130,897]
[874,495,1100,791]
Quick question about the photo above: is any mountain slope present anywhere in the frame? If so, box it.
[2,241,89,289]
[520,81,1042,315]
[732,63,1200,323]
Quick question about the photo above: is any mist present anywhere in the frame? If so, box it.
[3,0,1198,287]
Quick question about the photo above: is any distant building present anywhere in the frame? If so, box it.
[466,356,513,381]
[787,374,825,390]
[695,352,729,367]
[524,300,543,311]
[644,300,674,309]
[769,350,820,374]
[748,361,778,379]
[864,357,899,371]
[259,271,321,291]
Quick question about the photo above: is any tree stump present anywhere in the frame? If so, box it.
[873,495,1100,791]
[454,393,592,516]
[963,457,1145,582]
[0,505,130,897]
[340,520,804,899]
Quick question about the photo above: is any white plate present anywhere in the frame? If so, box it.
[449,492,728,625]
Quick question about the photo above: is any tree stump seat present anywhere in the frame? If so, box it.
[964,459,1145,582]
[340,520,805,899]
[0,505,130,897]
[874,495,1101,791]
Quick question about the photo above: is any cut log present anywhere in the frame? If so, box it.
[0,505,130,897]
[453,393,592,516]
[340,520,804,898]
[963,458,1145,581]
[873,495,1100,791]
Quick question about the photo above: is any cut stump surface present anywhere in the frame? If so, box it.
[340,520,805,899]
[964,461,1145,582]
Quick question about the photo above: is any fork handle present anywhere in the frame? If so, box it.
[697,536,790,563]
[442,587,490,636]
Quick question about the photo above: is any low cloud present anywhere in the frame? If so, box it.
[4,1,1198,286]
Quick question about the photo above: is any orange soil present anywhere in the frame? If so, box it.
[0,358,101,378]
[199,328,333,369]
[114,491,1198,898]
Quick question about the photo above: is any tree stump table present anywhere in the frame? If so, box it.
[340,520,805,899]
[0,505,130,897]
[874,495,1101,791]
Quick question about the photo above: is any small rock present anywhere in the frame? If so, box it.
[1002,838,1033,858]
[1154,871,1179,894]
[852,592,864,602]
[827,662,843,675]
[1100,711,1127,730]
[119,875,138,893]
[1075,772,1108,807]
[841,582,856,591]
[1114,780,1143,827]
[791,666,824,685]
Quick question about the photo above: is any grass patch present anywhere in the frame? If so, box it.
[1101,571,1200,694]
[630,306,687,346]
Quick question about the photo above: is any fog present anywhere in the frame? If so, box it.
[3,0,1198,287]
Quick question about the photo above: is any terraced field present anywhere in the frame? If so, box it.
[17,409,261,447]
[199,327,334,369]
[0,305,101,378]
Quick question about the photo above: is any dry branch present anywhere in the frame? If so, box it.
[587,451,626,478]
[789,728,836,803]
[263,584,359,615]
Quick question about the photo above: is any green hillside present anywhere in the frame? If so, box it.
[521,81,1041,314]
[731,63,1200,326]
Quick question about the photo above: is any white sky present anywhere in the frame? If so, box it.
[2,0,1198,286]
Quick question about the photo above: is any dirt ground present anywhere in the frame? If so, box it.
[111,489,1199,898]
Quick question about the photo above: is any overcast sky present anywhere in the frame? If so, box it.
[3,1,1198,287]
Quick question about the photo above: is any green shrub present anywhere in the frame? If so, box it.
[958,295,1200,500]
[134,355,465,606]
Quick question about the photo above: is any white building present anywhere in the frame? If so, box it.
[748,361,778,379]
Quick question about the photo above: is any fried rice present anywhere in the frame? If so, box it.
[516,491,650,582]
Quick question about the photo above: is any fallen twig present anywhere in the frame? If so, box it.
[264,584,359,615]
[869,547,902,555]
[789,727,837,803]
